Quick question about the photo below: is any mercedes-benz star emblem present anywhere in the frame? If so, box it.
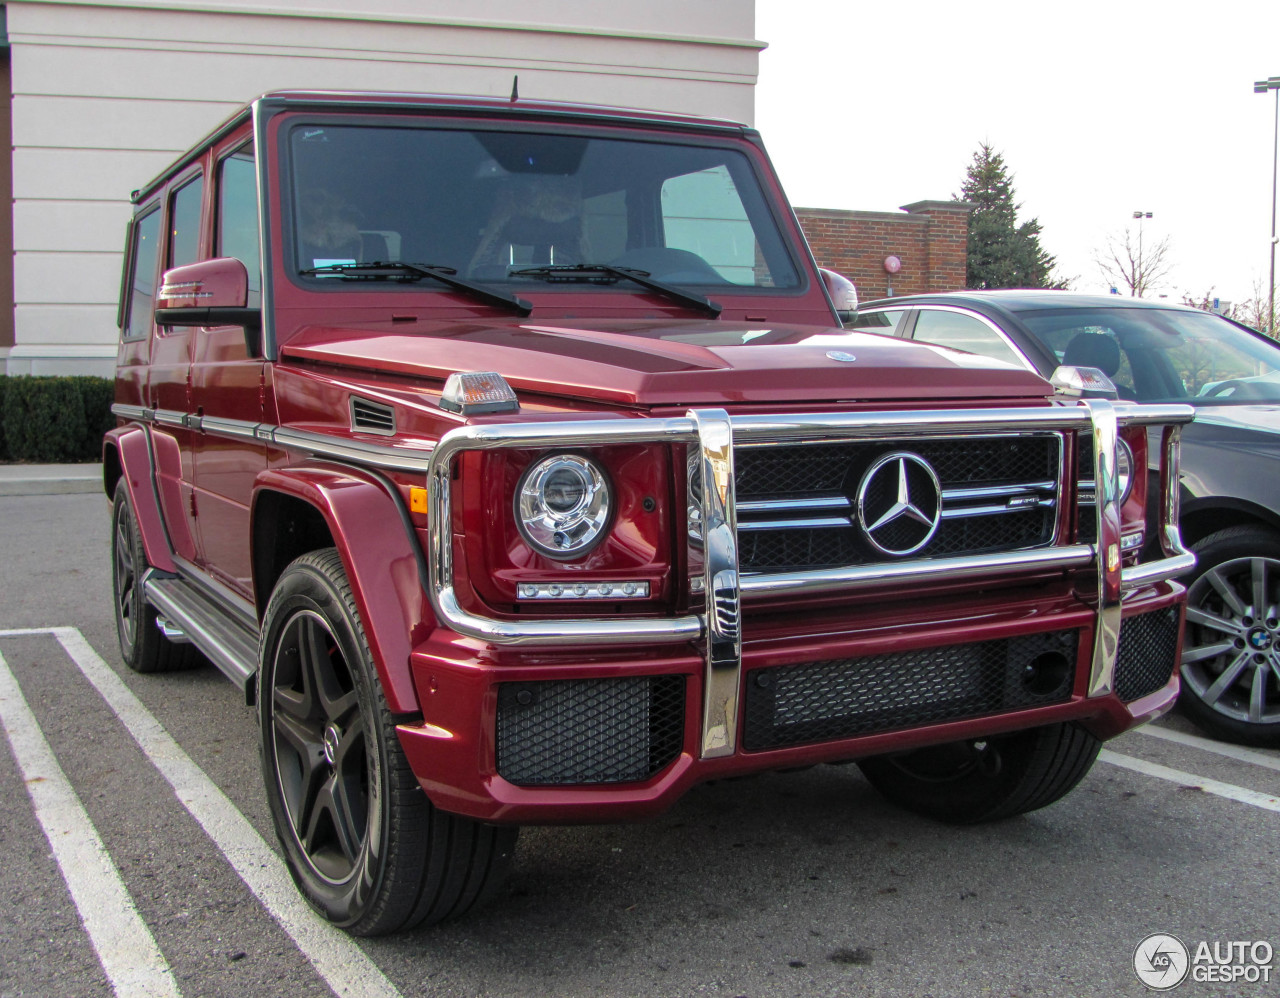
[855,451,943,556]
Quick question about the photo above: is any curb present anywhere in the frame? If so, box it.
[0,465,103,497]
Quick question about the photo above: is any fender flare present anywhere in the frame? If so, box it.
[103,424,177,574]
[252,465,434,715]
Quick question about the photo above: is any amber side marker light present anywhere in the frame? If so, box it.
[409,487,430,514]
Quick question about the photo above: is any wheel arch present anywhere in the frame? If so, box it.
[1180,496,1280,549]
[252,465,433,715]
[104,424,177,574]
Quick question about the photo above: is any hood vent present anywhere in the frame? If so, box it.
[349,396,396,435]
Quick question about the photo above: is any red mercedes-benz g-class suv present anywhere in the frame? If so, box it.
[106,90,1193,935]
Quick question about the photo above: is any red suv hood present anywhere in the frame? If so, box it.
[279,318,1051,406]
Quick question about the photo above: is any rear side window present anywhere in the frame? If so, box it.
[849,309,904,335]
[911,309,1026,368]
[123,209,162,341]
[168,175,204,268]
[218,148,261,306]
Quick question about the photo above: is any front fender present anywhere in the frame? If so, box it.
[253,466,434,715]
[104,425,177,574]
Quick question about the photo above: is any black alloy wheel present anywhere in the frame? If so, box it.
[259,548,517,935]
[857,722,1101,824]
[110,486,196,673]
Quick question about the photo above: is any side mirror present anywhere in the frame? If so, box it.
[155,257,262,357]
[819,268,859,327]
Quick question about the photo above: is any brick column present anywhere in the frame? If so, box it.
[901,200,974,293]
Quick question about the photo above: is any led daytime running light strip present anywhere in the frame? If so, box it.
[517,581,649,600]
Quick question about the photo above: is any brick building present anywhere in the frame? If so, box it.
[796,200,974,302]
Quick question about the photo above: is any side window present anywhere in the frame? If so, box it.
[218,148,262,306]
[911,309,1026,368]
[168,174,204,269]
[849,310,905,335]
[123,208,163,341]
[660,165,757,285]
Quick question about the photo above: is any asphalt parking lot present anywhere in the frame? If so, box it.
[0,485,1276,998]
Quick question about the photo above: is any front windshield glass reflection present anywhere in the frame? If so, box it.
[1019,308,1280,404]
[286,121,800,291]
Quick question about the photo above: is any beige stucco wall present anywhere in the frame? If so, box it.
[3,0,762,375]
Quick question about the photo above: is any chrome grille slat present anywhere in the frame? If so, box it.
[733,434,1062,572]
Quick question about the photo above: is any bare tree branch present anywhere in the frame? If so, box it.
[1093,228,1173,297]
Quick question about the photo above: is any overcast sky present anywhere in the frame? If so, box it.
[754,0,1280,307]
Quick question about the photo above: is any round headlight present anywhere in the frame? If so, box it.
[1116,438,1135,504]
[516,454,611,558]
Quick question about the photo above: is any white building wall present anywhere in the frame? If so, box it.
[4,0,761,375]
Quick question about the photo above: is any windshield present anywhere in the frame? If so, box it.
[1019,307,1280,405]
[285,121,800,292]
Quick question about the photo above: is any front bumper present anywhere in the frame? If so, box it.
[399,580,1184,824]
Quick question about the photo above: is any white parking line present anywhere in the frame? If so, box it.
[0,649,181,998]
[1136,724,1280,773]
[0,627,404,998]
[1099,749,1280,813]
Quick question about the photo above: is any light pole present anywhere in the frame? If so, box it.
[1256,76,1280,334]
[1132,210,1152,296]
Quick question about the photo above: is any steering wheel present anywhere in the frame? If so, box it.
[1201,379,1247,397]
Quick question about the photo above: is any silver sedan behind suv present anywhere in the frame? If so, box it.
[854,290,1280,746]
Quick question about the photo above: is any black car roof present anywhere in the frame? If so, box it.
[859,290,1201,315]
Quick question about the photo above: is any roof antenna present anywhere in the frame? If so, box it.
[510,75,519,102]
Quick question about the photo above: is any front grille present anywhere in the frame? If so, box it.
[733,435,1061,574]
[743,630,1078,750]
[1078,435,1097,543]
[1114,607,1180,702]
[496,676,684,785]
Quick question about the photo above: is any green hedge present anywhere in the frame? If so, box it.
[0,375,115,463]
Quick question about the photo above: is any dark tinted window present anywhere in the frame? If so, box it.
[1020,307,1280,403]
[218,148,261,306]
[848,309,904,334]
[123,209,162,341]
[911,309,1025,367]
[168,175,204,268]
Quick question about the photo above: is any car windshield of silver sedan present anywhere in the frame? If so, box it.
[286,121,800,294]
[1020,308,1280,404]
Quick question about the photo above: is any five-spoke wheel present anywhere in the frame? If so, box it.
[110,486,195,673]
[258,548,517,934]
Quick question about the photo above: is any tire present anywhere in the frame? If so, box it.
[258,548,517,935]
[856,722,1101,824]
[1179,526,1280,746]
[110,486,197,673]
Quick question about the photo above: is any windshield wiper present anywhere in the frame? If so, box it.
[510,264,722,317]
[299,261,532,316]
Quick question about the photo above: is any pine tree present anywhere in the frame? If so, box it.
[958,144,1063,289]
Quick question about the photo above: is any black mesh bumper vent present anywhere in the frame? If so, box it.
[497,676,684,786]
[1114,607,1180,702]
[743,630,1078,751]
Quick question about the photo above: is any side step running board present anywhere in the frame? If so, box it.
[144,572,259,701]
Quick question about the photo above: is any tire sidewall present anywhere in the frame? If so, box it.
[111,488,141,665]
[1180,528,1280,744]
[259,555,392,927]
